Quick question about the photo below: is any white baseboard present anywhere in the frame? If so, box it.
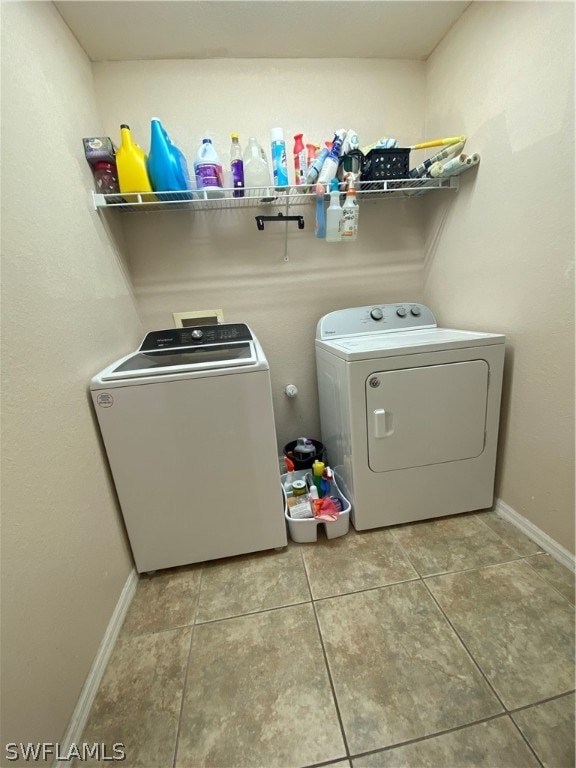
[54,568,138,768]
[495,498,576,573]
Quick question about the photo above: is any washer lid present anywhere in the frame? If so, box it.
[92,322,264,383]
[100,341,258,381]
[317,328,505,361]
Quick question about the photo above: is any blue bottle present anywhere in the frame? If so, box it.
[147,118,193,202]
[270,127,289,188]
[305,147,330,185]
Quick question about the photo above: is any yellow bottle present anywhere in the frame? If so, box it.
[116,124,155,200]
[312,460,325,496]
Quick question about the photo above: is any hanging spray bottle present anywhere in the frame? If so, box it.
[341,183,359,241]
[325,178,343,242]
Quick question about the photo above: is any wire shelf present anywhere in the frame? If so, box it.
[92,177,458,212]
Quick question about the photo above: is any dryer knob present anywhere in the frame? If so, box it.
[396,307,408,318]
[191,329,203,340]
[370,308,383,321]
[410,306,421,317]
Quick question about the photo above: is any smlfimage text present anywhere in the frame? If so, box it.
[5,742,126,761]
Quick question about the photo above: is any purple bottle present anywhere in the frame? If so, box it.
[230,133,244,197]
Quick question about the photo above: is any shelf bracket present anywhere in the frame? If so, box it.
[255,212,304,231]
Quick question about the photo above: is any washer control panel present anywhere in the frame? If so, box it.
[317,303,436,339]
[140,324,253,350]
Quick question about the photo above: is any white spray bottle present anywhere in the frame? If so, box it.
[326,178,343,242]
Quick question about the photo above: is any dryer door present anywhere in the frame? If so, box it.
[366,360,488,472]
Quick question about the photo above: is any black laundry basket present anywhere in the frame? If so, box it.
[363,147,411,181]
[283,439,326,471]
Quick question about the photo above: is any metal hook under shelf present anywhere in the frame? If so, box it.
[255,212,305,231]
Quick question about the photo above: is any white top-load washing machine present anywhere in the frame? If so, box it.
[315,303,505,529]
[91,323,286,573]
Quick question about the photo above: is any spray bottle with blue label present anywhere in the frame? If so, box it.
[305,146,330,186]
[270,127,289,188]
[326,178,343,242]
[318,129,347,185]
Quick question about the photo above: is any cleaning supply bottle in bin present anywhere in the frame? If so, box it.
[194,137,224,198]
[289,480,314,519]
[313,460,325,496]
[116,124,154,198]
[283,457,296,494]
[147,118,193,201]
[341,185,359,241]
[270,127,288,188]
[230,133,244,197]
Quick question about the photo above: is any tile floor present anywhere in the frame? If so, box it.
[82,511,575,767]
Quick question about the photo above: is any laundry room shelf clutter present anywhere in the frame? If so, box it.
[87,124,469,218]
[92,177,458,212]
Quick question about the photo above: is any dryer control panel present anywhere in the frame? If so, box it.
[316,303,437,340]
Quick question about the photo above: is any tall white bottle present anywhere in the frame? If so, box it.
[243,137,271,195]
[194,137,224,198]
[325,179,343,242]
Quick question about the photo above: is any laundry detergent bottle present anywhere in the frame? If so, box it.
[194,137,224,198]
[147,118,193,201]
[230,133,245,197]
[116,124,155,200]
[243,137,271,195]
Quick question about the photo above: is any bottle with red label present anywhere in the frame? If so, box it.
[293,133,306,185]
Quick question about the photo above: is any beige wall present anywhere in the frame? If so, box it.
[92,59,429,448]
[422,2,575,552]
[2,0,573,751]
[0,2,143,748]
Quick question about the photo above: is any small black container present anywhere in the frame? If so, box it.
[283,439,326,471]
[363,147,411,180]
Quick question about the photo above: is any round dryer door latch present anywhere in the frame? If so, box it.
[369,376,380,388]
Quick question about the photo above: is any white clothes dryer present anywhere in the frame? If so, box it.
[91,323,286,573]
[315,303,505,530]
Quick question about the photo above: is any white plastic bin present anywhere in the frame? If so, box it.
[281,469,350,543]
